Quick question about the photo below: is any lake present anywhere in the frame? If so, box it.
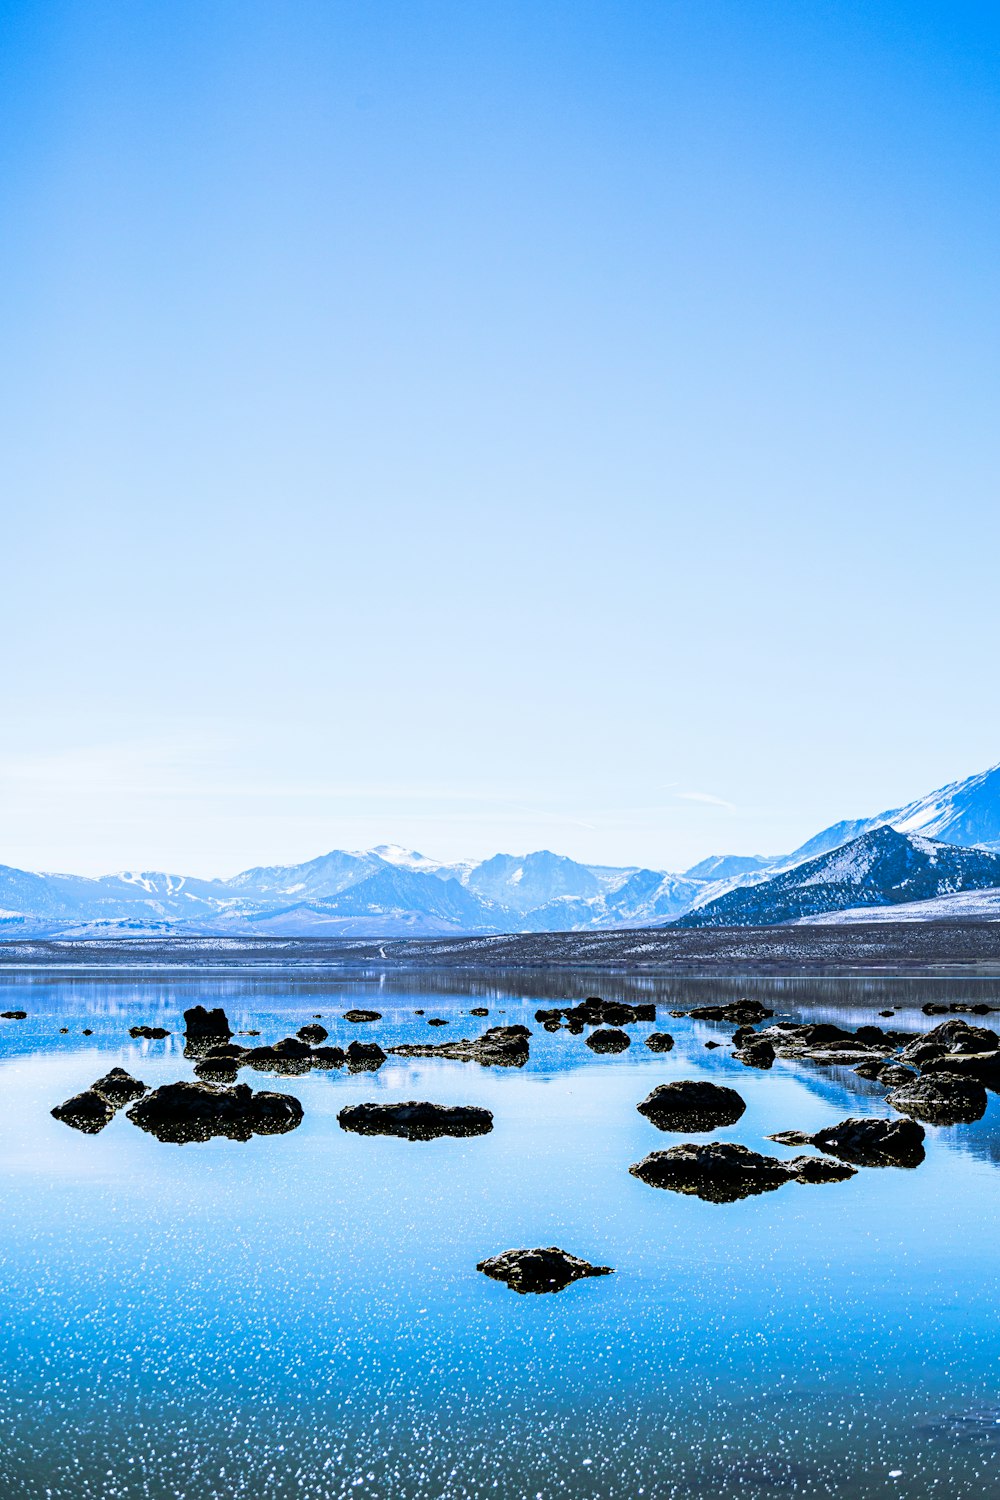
[1,967,998,1499]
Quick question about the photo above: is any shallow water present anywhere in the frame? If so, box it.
[1,969,999,1500]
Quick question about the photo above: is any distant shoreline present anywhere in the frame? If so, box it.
[3,923,1000,974]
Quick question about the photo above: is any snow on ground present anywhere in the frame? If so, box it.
[800,887,1000,924]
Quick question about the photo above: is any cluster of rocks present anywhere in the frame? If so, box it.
[534,997,656,1033]
[1,1010,27,1020]
[182,1006,388,1082]
[387,1025,531,1069]
[338,1100,493,1141]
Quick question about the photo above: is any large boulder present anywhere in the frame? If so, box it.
[921,1051,1000,1085]
[887,1075,988,1125]
[345,1040,386,1071]
[91,1068,148,1108]
[297,1024,328,1044]
[337,1101,493,1141]
[629,1142,851,1202]
[127,1082,302,1144]
[733,1038,775,1070]
[644,1032,675,1053]
[343,1010,382,1023]
[183,1005,232,1039]
[585,1028,631,1054]
[637,1080,746,1133]
[477,1247,613,1294]
[1,1010,27,1020]
[388,1026,531,1069]
[51,1089,115,1134]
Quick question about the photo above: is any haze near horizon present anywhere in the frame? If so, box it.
[3,0,1000,877]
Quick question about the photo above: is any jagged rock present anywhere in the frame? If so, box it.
[337,1101,493,1141]
[853,1059,887,1081]
[388,1026,530,1069]
[645,1032,675,1053]
[297,1024,328,1044]
[309,1045,347,1069]
[346,1040,386,1071]
[767,1130,813,1146]
[630,1143,800,1202]
[685,1001,774,1024]
[127,1082,302,1144]
[899,1038,947,1067]
[535,998,655,1028]
[637,1080,746,1133]
[810,1116,925,1167]
[733,1039,775,1069]
[586,1028,631,1054]
[128,1025,170,1040]
[91,1068,148,1107]
[877,1063,918,1088]
[343,1010,381,1023]
[183,1005,232,1038]
[51,1089,115,1134]
[923,1020,999,1053]
[787,1154,857,1184]
[887,1074,987,1125]
[477,1247,613,1294]
[1,1010,27,1020]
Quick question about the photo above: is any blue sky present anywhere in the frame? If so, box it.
[2,0,1000,876]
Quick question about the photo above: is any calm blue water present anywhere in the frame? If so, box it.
[0,970,998,1500]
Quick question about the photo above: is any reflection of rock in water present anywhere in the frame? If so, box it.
[51,1089,116,1134]
[127,1081,302,1144]
[637,1080,746,1133]
[337,1101,493,1141]
[388,1026,530,1068]
[630,1142,854,1202]
[770,1116,926,1168]
[477,1246,613,1294]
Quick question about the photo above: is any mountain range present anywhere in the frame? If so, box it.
[4,762,1000,938]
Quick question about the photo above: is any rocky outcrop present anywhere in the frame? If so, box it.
[388,1025,530,1068]
[0,1010,27,1020]
[51,1089,116,1134]
[629,1142,853,1202]
[644,1032,675,1053]
[127,1081,302,1144]
[921,1050,1000,1085]
[887,1075,988,1124]
[297,1024,328,1044]
[770,1116,926,1167]
[733,1038,775,1069]
[128,1025,170,1040]
[337,1101,493,1141]
[682,1001,774,1024]
[477,1247,613,1294]
[535,997,656,1030]
[183,1006,233,1057]
[346,1040,386,1071]
[637,1080,746,1133]
[585,1028,631,1054]
[343,1010,381,1023]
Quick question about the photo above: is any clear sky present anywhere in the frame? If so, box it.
[2,0,1000,878]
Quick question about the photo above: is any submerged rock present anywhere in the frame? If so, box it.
[128,1025,170,1040]
[337,1101,493,1141]
[127,1081,302,1144]
[91,1068,148,1108]
[586,1028,631,1054]
[685,1000,774,1024]
[637,1080,746,1133]
[343,1010,381,1023]
[644,1032,675,1053]
[297,1024,328,1044]
[477,1247,613,1294]
[51,1089,115,1134]
[389,1026,530,1069]
[629,1142,848,1202]
[887,1074,988,1125]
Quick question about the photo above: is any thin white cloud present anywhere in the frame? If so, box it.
[675,790,736,811]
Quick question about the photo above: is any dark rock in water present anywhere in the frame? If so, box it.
[388,1026,530,1069]
[81,1029,93,1036]
[879,1010,896,1017]
[637,1080,746,1133]
[786,1154,857,1184]
[51,1089,115,1134]
[923,1003,950,1015]
[59,1027,69,1034]
[194,1059,240,1084]
[337,1100,493,1141]
[469,1007,489,1017]
[924,1021,1000,1053]
[899,1038,947,1067]
[685,1000,774,1024]
[645,1032,675,1053]
[853,1059,886,1081]
[767,1130,814,1146]
[129,1025,170,1040]
[1,1010,27,1020]
[427,1018,449,1026]
[887,1074,987,1125]
[239,1029,261,1037]
[91,1068,148,1108]
[414,1009,425,1015]
[343,1010,381,1023]
[630,1142,796,1202]
[310,1045,347,1069]
[535,997,655,1028]
[921,1050,1000,1085]
[811,1116,925,1167]
[586,1028,631,1054]
[703,1041,722,1050]
[346,1040,386,1071]
[733,1038,775,1069]
[477,1246,613,1294]
[877,1063,917,1088]
[183,1005,232,1039]
[127,1082,302,1144]
[297,1024,328,1044]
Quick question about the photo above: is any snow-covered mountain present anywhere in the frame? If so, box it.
[675,827,1000,928]
[5,759,1000,937]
